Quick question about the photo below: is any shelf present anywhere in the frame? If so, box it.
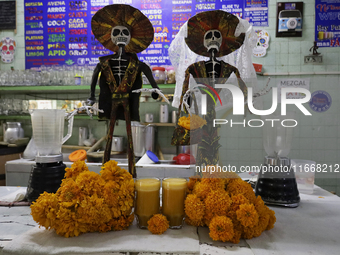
[141,122,176,127]
[0,84,175,95]
[0,115,99,120]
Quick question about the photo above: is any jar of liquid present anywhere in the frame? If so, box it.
[152,67,166,84]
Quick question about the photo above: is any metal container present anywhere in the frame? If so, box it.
[4,122,22,143]
[145,113,154,123]
[172,110,177,124]
[111,136,124,152]
[131,122,146,157]
[131,122,157,157]
[145,124,157,153]
[78,127,88,146]
[159,104,169,123]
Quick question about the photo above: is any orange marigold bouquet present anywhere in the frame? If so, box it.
[184,170,276,243]
[30,160,135,237]
[178,114,207,130]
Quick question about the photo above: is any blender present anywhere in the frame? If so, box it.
[255,112,300,207]
[26,109,74,202]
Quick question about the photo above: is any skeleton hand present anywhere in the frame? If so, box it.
[65,105,104,120]
[132,88,170,104]
[182,87,201,113]
[86,97,97,106]
[252,78,271,102]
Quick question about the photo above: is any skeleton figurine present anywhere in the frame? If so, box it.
[88,4,161,178]
[179,11,248,167]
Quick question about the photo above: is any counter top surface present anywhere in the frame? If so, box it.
[0,186,339,255]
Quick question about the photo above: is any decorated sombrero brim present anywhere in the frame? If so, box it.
[91,4,154,53]
[185,10,245,57]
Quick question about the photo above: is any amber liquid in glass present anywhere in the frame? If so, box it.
[135,178,160,228]
[162,178,187,228]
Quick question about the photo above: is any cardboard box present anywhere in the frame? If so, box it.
[0,153,21,186]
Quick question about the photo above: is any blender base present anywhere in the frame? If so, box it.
[26,161,66,202]
[255,157,300,208]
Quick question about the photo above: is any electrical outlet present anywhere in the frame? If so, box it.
[304,55,322,64]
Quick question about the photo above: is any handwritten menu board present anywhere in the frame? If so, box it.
[0,1,16,30]
[24,0,268,69]
[315,0,340,47]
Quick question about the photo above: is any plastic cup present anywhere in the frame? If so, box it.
[291,159,316,194]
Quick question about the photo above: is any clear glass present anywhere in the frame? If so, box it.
[162,177,187,229]
[134,178,160,229]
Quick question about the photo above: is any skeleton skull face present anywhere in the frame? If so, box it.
[203,30,222,52]
[0,37,16,63]
[111,26,131,46]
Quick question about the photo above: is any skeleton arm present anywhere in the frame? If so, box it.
[252,77,271,101]
[87,63,101,106]
[140,62,160,100]
[65,105,104,120]
[132,88,170,104]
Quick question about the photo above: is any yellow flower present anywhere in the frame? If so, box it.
[76,171,105,197]
[30,192,58,229]
[185,194,205,225]
[147,214,169,235]
[236,204,259,228]
[226,178,256,204]
[209,216,234,242]
[187,175,201,194]
[64,160,89,180]
[266,209,276,230]
[178,114,207,130]
[30,160,135,237]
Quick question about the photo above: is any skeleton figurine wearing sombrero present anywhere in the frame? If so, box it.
[179,11,249,167]
[87,4,167,178]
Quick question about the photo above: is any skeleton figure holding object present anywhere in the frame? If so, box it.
[88,4,161,178]
[177,11,248,166]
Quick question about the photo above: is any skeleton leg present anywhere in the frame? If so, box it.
[103,100,119,164]
[122,99,136,178]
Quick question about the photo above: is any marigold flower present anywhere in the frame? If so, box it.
[204,190,231,217]
[209,216,234,242]
[192,182,211,200]
[64,160,89,180]
[187,175,201,193]
[76,171,105,197]
[201,177,225,191]
[236,204,259,228]
[30,160,135,237]
[185,194,205,224]
[227,179,256,204]
[30,192,58,229]
[178,114,206,130]
[147,214,169,235]
[266,209,276,230]
[185,216,204,227]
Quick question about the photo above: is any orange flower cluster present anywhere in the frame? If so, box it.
[184,173,276,243]
[30,160,135,237]
[178,114,207,130]
[147,214,169,235]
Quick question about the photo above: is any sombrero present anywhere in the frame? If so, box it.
[185,10,245,57]
[91,4,154,53]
